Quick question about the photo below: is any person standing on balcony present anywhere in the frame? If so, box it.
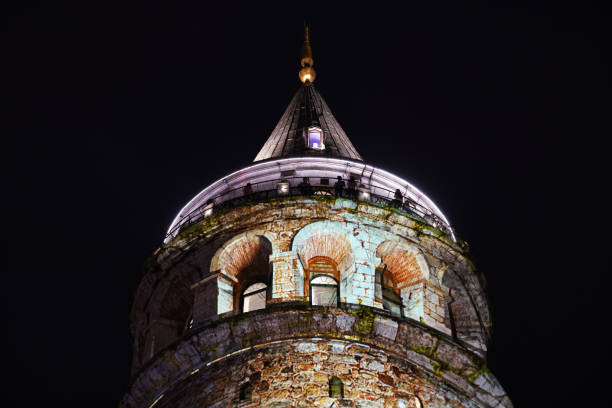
[347,178,357,199]
[334,176,345,197]
[393,189,403,208]
[298,177,313,195]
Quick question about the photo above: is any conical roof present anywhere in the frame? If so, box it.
[254,84,363,162]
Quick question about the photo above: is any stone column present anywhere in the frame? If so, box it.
[346,261,376,306]
[401,280,425,322]
[270,251,304,301]
[423,283,451,335]
[341,247,376,307]
[191,271,237,324]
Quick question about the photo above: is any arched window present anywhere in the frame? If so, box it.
[242,282,267,313]
[308,126,324,149]
[310,276,338,306]
[381,271,403,317]
[329,376,344,398]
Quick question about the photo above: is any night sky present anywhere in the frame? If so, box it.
[3,2,610,407]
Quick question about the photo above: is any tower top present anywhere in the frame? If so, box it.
[253,84,363,162]
[254,27,362,162]
[299,26,316,84]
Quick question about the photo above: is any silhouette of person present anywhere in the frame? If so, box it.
[393,189,403,208]
[347,178,357,199]
[298,177,313,195]
[334,176,345,197]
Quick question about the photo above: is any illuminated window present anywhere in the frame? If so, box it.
[376,267,403,317]
[308,126,324,150]
[382,273,403,317]
[242,282,267,313]
[311,275,338,306]
[329,376,344,398]
[309,258,339,306]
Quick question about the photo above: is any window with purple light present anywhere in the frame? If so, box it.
[308,127,324,149]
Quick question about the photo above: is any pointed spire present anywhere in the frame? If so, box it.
[299,26,316,84]
[253,26,362,163]
[254,85,363,162]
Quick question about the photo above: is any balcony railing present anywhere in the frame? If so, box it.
[166,176,453,242]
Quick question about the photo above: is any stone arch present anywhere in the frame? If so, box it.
[375,240,430,321]
[142,265,200,361]
[442,269,488,352]
[208,232,274,314]
[292,222,356,268]
[210,230,278,275]
[375,240,430,284]
[292,221,374,305]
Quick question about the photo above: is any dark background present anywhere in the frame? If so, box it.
[3,1,610,407]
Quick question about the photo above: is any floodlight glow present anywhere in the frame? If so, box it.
[202,202,213,217]
[277,182,290,195]
[358,190,370,200]
[148,394,164,408]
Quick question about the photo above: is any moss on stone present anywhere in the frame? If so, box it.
[433,358,454,376]
[410,345,434,357]
[467,363,490,384]
[312,194,337,205]
[411,219,445,239]
[352,305,375,336]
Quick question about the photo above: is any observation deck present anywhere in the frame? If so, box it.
[165,157,455,243]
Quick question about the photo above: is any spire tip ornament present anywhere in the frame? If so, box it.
[299,26,316,84]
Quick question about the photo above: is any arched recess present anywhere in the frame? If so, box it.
[155,277,193,345]
[375,240,430,321]
[442,268,488,352]
[210,230,278,274]
[208,232,273,314]
[142,267,199,362]
[292,221,372,305]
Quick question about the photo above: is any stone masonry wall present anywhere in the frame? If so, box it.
[157,339,478,408]
[121,305,511,408]
[132,197,491,371]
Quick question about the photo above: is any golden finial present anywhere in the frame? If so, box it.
[299,26,316,85]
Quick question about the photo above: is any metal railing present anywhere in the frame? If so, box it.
[167,176,453,241]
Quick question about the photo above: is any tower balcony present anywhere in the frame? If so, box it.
[166,157,455,243]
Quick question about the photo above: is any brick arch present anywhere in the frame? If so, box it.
[375,240,429,287]
[298,233,352,268]
[208,232,275,315]
[375,240,431,321]
[291,221,359,272]
[442,269,488,352]
[141,266,200,362]
[210,232,274,277]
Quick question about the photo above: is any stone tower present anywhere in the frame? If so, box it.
[121,29,512,408]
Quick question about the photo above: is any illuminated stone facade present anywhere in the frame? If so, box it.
[122,195,511,407]
[121,31,511,407]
